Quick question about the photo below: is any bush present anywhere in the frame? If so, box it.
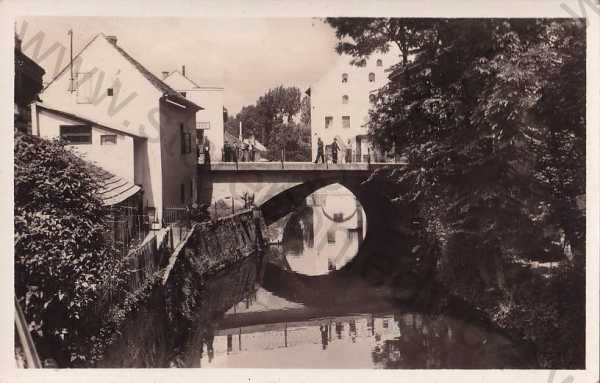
[14,132,125,366]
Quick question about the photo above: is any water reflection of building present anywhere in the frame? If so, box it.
[198,292,534,369]
[277,184,367,276]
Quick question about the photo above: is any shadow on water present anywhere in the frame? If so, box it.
[103,187,538,368]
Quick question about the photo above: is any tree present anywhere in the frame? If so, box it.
[328,18,585,270]
[326,18,586,367]
[14,132,127,365]
[300,94,311,126]
[231,85,310,160]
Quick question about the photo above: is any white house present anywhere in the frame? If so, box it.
[308,50,399,162]
[162,69,225,162]
[32,102,143,183]
[37,33,202,220]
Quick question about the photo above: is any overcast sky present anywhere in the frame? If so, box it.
[17,17,342,115]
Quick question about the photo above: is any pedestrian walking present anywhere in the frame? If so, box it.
[346,139,353,163]
[314,136,325,164]
[250,139,256,162]
[331,137,340,164]
[223,140,230,162]
[203,139,211,165]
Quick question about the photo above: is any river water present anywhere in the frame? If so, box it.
[101,184,536,368]
[168,184,537,369]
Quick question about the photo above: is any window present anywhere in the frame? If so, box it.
[325,116,333,129]
[180,91,187,98]
[369,94,376,103]
[342,116,351,129]
[327,230,336,244]
[376,59,383,67]
[76,72,93,104]
[107,88,114,96]
[180,183,185,204]
[196,121,210,130]
[180,124,192,154]
[100,134,117,145]
[60,125,92,144]
[342,95,349,104]
[369,72,375,82]
[341,73,348,83]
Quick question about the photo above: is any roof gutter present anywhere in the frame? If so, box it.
[165,97,187,110]
[163,95,203,112]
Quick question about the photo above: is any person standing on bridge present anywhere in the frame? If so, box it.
[331,137,340,164]
[314,136,325,164]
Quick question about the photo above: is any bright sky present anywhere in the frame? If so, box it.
[16,17,342,115]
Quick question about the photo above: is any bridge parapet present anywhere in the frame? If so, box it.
[206,161,406,172]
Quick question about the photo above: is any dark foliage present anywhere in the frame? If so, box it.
[14,132,127,365]
[225,86,311,161]
[326,18,585,368]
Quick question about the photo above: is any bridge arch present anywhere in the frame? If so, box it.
[197,163,435,289]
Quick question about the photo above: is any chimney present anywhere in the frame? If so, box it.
[161,71,169,79]
[105,35,117,45]
[182,65,186,77]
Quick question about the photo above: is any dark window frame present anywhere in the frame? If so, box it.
[180,124,192,155]
[325,116,333,129]
[342,116,351,129]
[60,124,92,145]
[100,134,117,145]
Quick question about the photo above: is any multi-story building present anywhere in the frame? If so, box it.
[14,34,45,134]
[162,69,225,162]
[36,33,201,220]
[307,51,398,162]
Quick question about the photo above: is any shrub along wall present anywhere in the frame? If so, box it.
[14,132,129,366]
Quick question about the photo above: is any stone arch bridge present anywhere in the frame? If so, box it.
[197,162,404,225]
[197,161,437,300]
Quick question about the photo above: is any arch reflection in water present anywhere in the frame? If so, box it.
[269,183,367,276]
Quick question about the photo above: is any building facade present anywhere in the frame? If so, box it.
[308,51,398,162]
[14,34,45,133]
[38,33,201,219]
[162,69,225,162]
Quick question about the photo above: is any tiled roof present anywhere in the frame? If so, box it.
[106,36,201,111]
[43,33,201,111]
[224,130,242,145]
[83,162,141,206]
[223,131,267,151]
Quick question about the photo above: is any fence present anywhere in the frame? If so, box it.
[105,205,152,258]
[123,235,168,292]
[162,207,193,249]
[96,230,171,312]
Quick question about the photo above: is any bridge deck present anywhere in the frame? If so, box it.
[204,161,406,172]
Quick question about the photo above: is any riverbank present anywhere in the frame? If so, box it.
[96,210,265,367]
[434,261,585,369]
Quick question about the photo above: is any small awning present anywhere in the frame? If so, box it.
[243,138,267,152]
[98,176,141,206]
[83,162,141,206]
